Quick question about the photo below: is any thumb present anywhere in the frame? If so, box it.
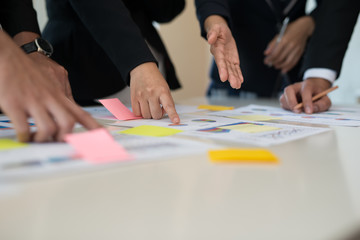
[207,26,220,45]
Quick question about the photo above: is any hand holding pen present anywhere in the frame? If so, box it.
[264,16,315,73]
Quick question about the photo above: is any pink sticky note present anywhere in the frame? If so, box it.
[65,128,133,163]
[98,98,142,121]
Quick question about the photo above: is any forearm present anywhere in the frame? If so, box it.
[13,31,40,46]
[195,0,231,38]
[69,0,156,84]
[204,15,228,35]
[0,0,40,37]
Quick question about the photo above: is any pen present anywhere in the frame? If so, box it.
[276,17,290,43]
[294,85,339,110]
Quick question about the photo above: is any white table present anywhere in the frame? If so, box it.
[1,97,360,240]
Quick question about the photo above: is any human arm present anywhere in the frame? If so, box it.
[69,0,179,123]
[0,32,100,142]
[280,0,360,114]
[13,31,74,101]
[141,0,185,23]
[264,16,315,74]
[195,0,243,89]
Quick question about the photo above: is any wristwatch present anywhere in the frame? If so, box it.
[21,38,54,57]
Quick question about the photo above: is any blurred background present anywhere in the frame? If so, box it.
[33,0,360,103]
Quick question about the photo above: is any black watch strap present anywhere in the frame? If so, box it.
[20,38,53,57]
[21,41,38,54]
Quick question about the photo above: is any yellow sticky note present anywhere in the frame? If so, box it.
[219,124,280,133]
[209,148,279,164]
[230,115,281,121]
[0,139,28,150]
[120,125,183,137]
[198,105,234,111]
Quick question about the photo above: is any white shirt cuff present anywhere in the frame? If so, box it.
[303,68,337,84]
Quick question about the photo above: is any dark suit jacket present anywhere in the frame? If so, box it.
[195,0,319,97]
[302,0,360,78]
[0,0,40,37]
[43,0,184,105]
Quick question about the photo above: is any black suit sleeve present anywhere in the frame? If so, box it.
[0,0,40,37]
[194,0,231,39]
[68,0,156,84]
[302,0,360,78]
[141,0,185,23]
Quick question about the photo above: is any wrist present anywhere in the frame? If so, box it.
[13,32,40,47]
[130,62,157,80]
[305,78,332,89]
[204,15,227,33]
[301,16,315,37]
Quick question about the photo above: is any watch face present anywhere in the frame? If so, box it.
[35,38,54,55]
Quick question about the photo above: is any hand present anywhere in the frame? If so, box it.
[264,16,315,73]
[13,31,74,101]
[280,78,332,114]
[28,52,74,102]
[0,32,101,142]
[130,62,180,124]
[204,15,243,89]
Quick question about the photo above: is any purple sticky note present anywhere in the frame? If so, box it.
[98,98,142,121]
[65,128,133,163]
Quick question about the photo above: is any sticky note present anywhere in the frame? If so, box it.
[65,128,132,163]
[219,124,280,133]
[120,125,183,137]
[209,148,279,164]
[230,115,281,121]
[98,98,142,121]
[198,105,234,111]
[0,139,28,150]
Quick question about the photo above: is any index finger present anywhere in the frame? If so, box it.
[62,97,101,130]
[301,84,317,114]
[159,93,180,124]
[283,84,302,113]
[3,107,31,142]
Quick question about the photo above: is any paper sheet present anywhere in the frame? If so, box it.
[229,115,281,121]
[120,125,183,137]
[0,139,28,150]
[219,123,280,133]
[65,128,132,163]
[198,105,234,111]
[211,104,360,127]
[98,98,142,121]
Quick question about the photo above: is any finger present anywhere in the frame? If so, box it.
[273,44,293,68]
[301,85,316,114]
[138,98,151,119]
[227,63,240,89]
[148,97,163,120]
[264,42,284,65]
[264,36,277,55]
[3,106,31,142]
[236,63,244,86]
[313,96,332,113]
[207,27,220,45]
[159,93,179,124]
[213,52,228,82]
[131,96,142,117]
[28,104,57,142]
[62,96,101,130]
[226,60,238,89]
[279,48,301,73]
[46,98,76,142]
[283,84,302,113]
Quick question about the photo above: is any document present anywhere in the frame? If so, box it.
[211,104,360,127]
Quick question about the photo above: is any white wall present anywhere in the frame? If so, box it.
[34,0,360,103]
